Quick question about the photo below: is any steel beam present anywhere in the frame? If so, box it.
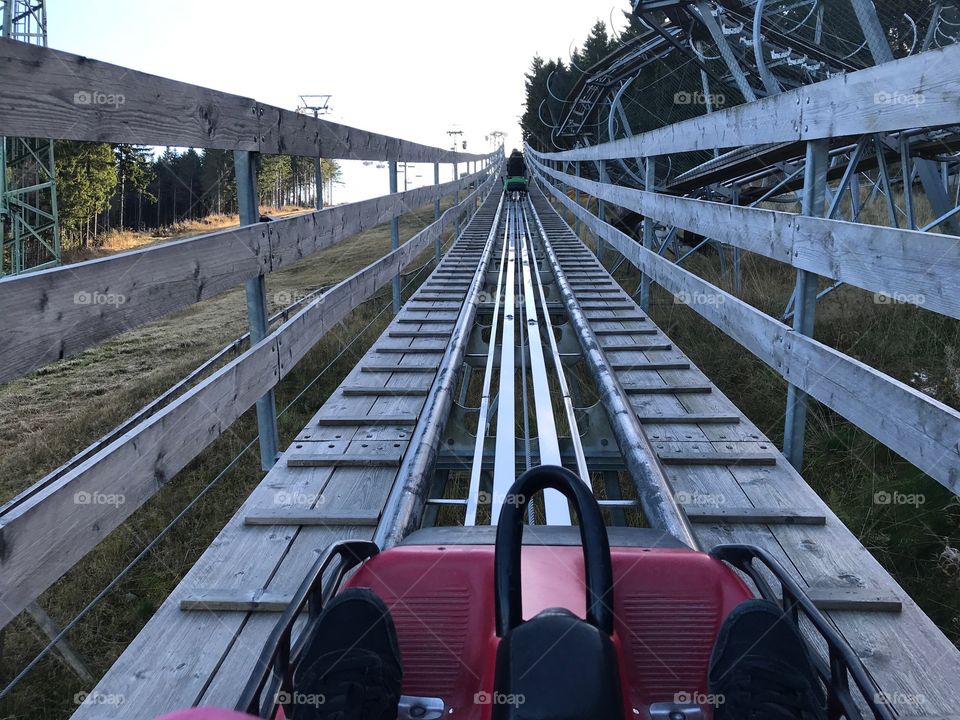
[783,139,828,470]
[234,150,279,470]
[389,160,401,313]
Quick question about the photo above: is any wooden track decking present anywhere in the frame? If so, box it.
[528,190,960,717]
[69,193,503,719]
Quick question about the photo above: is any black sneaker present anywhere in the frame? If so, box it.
[290,588,402,720]
[709,599,826,720]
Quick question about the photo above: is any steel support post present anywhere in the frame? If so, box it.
[900,137,915,230]
[597,160,607,262]
[234,150,279,470]
[454,161,461,238]
[731,185,742,294]
[783,140,829,470]
[389,161,401,313]
[433,161,441,262]
[640,158,656,312]
[574,161,581,239]
[694,0,757,102]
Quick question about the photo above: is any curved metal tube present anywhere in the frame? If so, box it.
[606,78,647,187]
[753,0,782,95]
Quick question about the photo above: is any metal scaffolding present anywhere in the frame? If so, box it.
[1,0,60,277]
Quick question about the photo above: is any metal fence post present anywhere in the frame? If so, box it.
[234,150,279,470]
[433,161,441,262]
[389,160,401,313]
[640,157,656,312]
[597,160,607,261]
[454,161,461,238]
[783,139,829,470]
[574,160,581,239]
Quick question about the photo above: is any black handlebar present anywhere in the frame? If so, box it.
[494,465,615,636]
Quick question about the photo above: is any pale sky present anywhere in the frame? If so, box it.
[47,0,628,202]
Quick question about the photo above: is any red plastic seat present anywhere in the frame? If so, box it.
[344,543,752,719]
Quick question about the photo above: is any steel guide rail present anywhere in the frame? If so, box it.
[525,193,699,548]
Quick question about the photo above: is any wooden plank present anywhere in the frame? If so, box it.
[180,591,290,613]
[0,170,486,384]
[803,588,902,613]
[376,346,446,354]
[361,365,438,373]
[638,413,740,423]
[611,361,691,370]
[531,42,960,161]
[659,452,778,466]
[536,172,960,494]
[531,154,960,321]
[684,506,825,524]
[286,455,401,468]
[602,342,673,351]
[340,386,430,397]
[244,507,380,526]
[388,331,451,338]
[0,224,266,384]
[623,384,712,394]
[593,327,658,335]
[0,39,489,164]
[314,415,417,426]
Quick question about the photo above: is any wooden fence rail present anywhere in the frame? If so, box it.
[0,171,498,630]
[0,39,487,163]
[532,41,960,162]
[532,172,960,498]
[527,153,960,320]
[0,167,490,384]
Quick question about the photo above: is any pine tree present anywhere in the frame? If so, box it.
[54,141,117,247]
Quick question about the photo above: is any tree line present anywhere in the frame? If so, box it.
[54,143,341,248]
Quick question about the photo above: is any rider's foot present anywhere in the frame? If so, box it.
[709,599,827,720]
[291,588,402,720]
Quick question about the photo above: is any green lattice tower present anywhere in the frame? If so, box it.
[1,0,60,277]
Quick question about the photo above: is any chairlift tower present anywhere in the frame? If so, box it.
[296,94,332,208]
[1,0,60,276]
